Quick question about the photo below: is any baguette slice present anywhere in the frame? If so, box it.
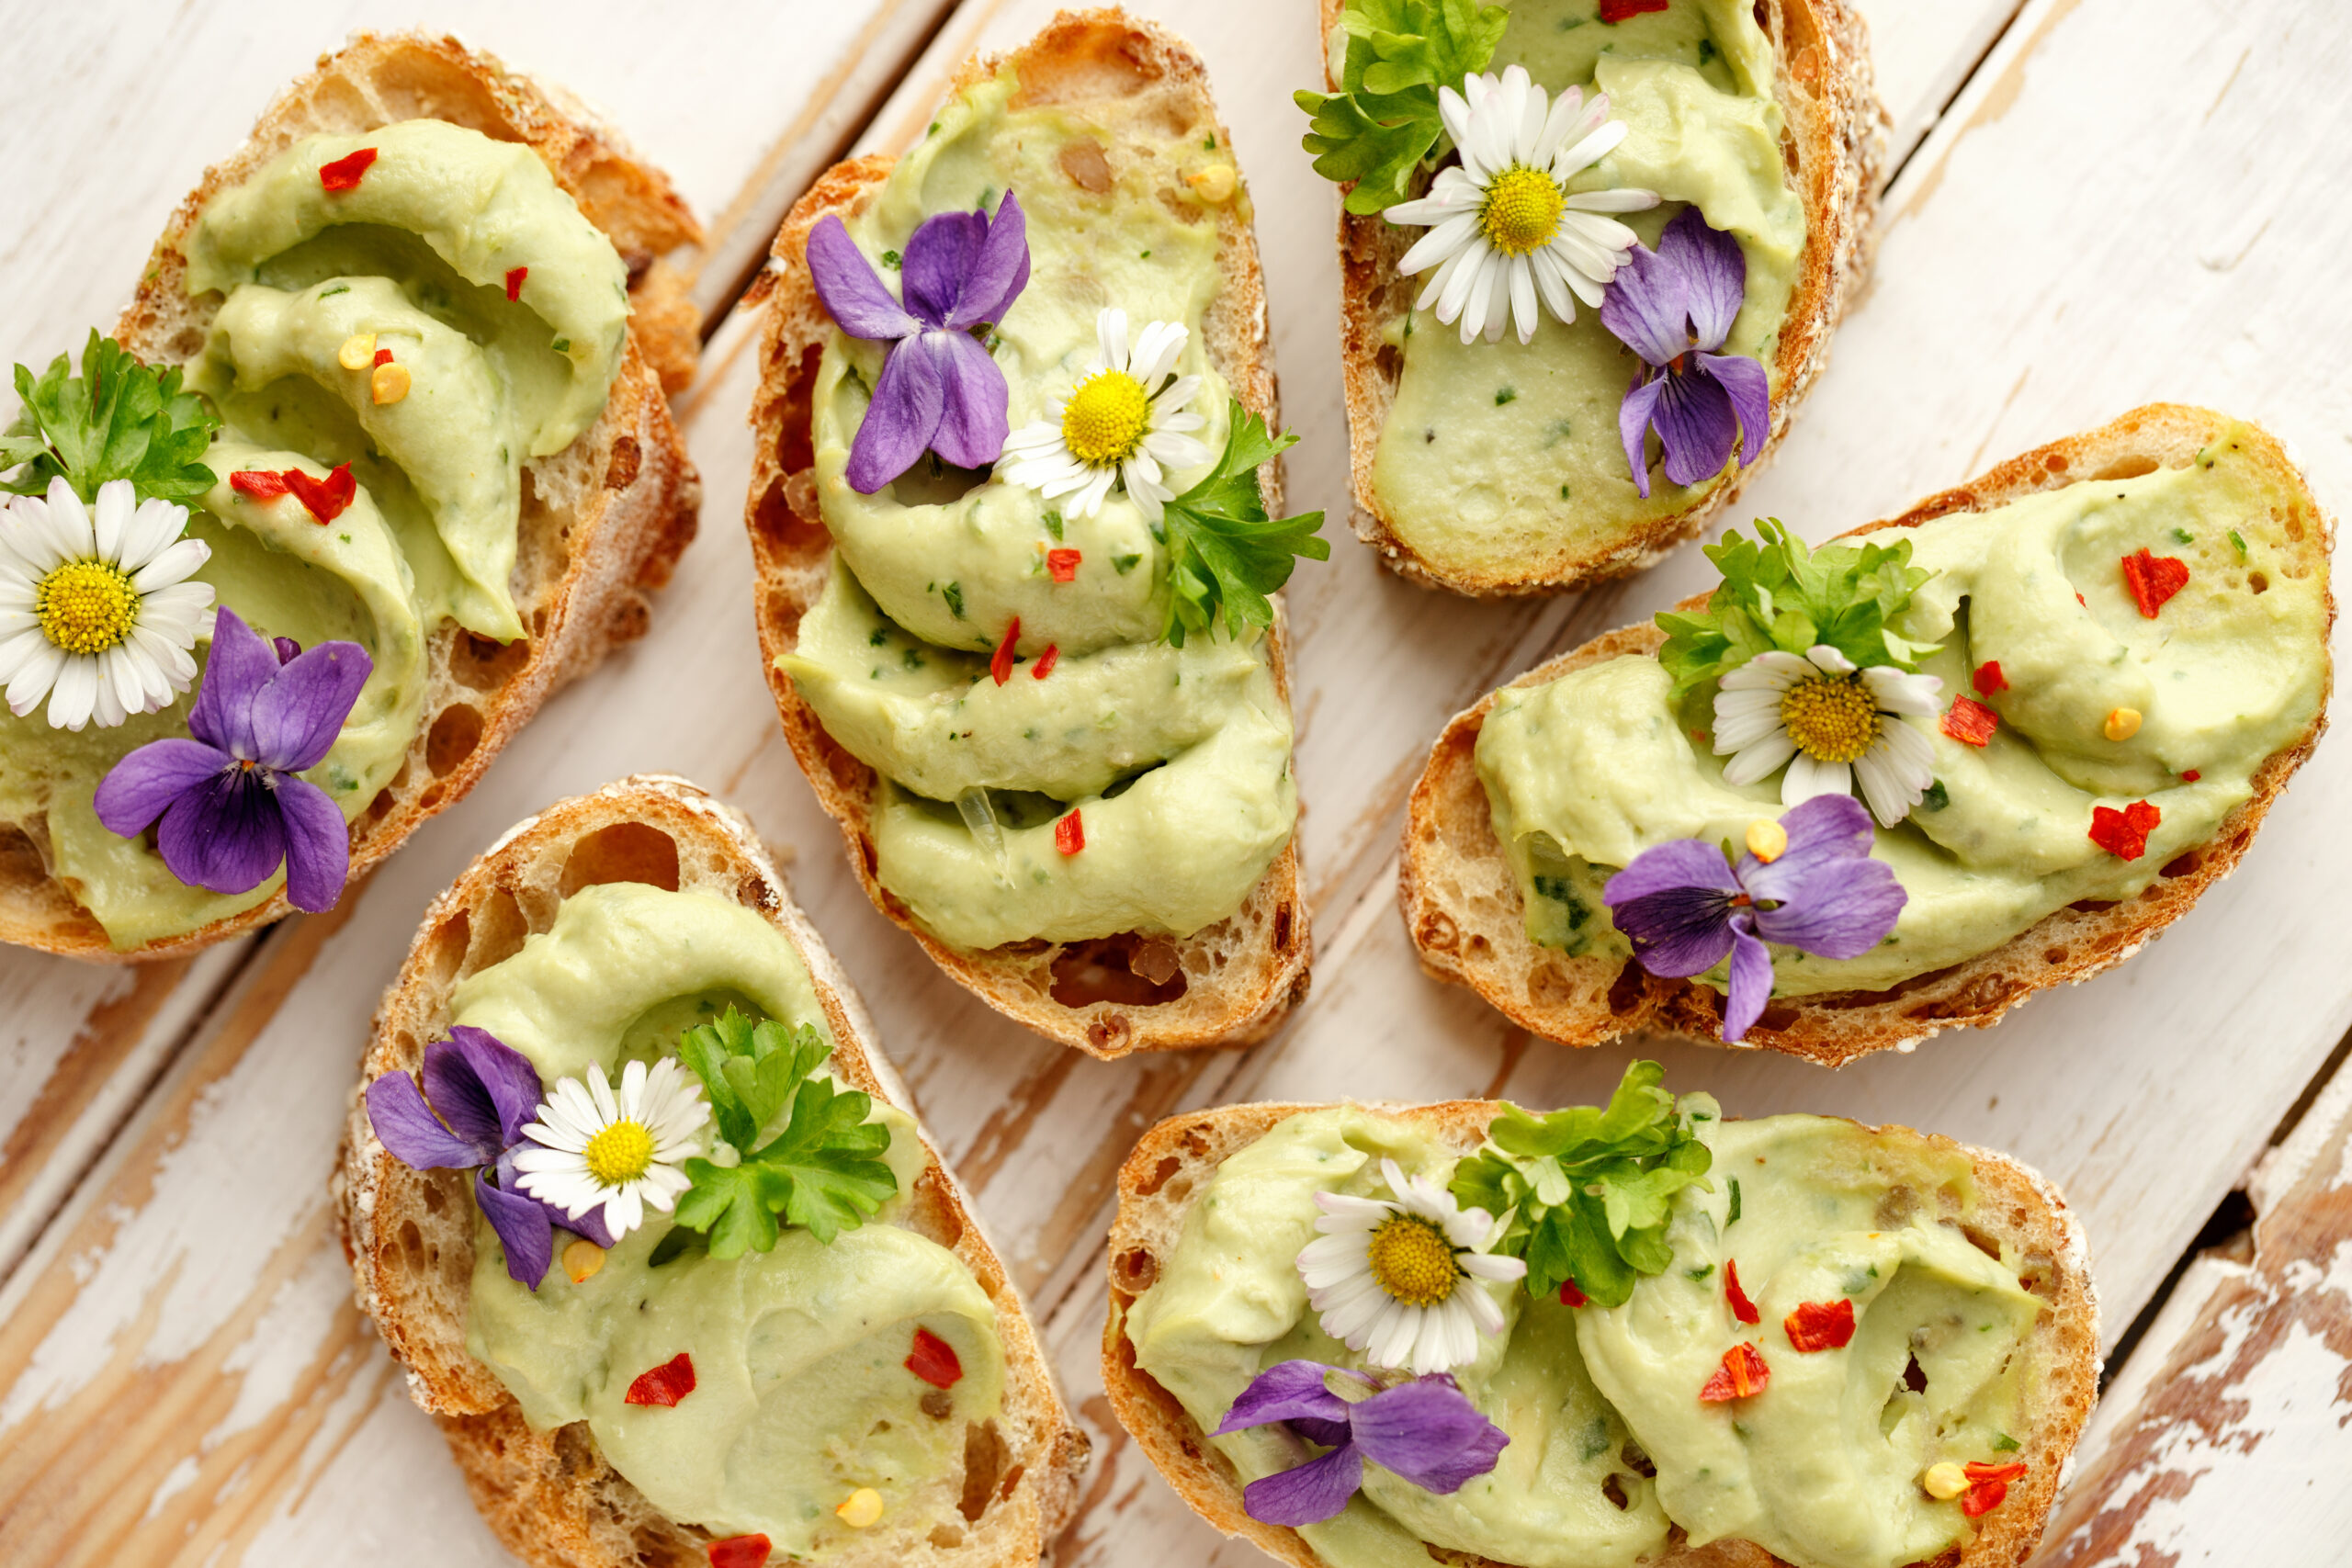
[1402,404,2336,1064]
[0,31,704,960]
[1332,0,1888,595]
[334,774,1087,1568]
[743,9,1310,1059]
[1103,1098,2100,1568]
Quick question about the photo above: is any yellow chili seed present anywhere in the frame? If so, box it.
[371,361,412,405]
[561,1238,605,1283]
[2103,706,2143,741]
[1745,819,1789,863]
[836,1487,884,1529]
[1922,1461,1970,1501]
[1186,164,1237,203]
[337,333,379,370]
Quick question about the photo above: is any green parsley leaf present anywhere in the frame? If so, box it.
[1450,1060,1715,1307]
[1654,518,1935,698]
[2,330,221,503]
[1991,1431,2021,1451]
[1156,400,1329,646]
[1295,0,1509,215]
[2229,528,2248,558]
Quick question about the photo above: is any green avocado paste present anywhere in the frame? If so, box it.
[1368,0,1804,581]
[1476,431,2329,997]
[458,882,1009,1559]
[1124,1105,2048,1568]
[0,119,629,947]
[784,68,1299,951]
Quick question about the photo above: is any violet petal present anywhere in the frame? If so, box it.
[899,209,986,327]
[444,1026,545,1147]
[844,332,947,493]
[366,1072,491,1169]
[1660,208,1747,351]
[946,189,1029,329]
[156,767,285,896]
[928,329,1012,471]
[1598,243,1691,367]
[1721,912,1775,1042]
[271,636,302,664]
[1739,794,1874,892]
[476,1170,555,1290]
[273,774,351,913]
[1351,1376,1510,1494]
[93,737,231,836]
[189,607,278,758]
[1653,369,1738,487]
[1698,352,1770,467]
[806,215,921,341]
[418,1038,508,1156]
[1215,1360,1355,1436]
[493,1146,616,1248]
[1617,374,1666,500]
[1750,856,1905,960]
[249,640,372,773]
[1603,838,1741,905]
[1240,1442,1364,1529]
[1609,885,1737,977]
[1290,1416,1354,1449]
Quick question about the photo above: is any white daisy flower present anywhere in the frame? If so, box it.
[0,477,212,731]
[998,308,1210,523]
[1713,645,1943,828]
[1386,63,1660,345]
[1296,1156,1527,1376]
[512,1057,710,1241]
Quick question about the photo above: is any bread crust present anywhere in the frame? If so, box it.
[1329,0,1888,596]
[742,9,1311,1059]
[1400,404,2337,1064]
[1102,1099,2100,1568]
[0,31,705,961]
[334,774,1087,1568]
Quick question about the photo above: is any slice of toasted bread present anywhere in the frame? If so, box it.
[1402,404,2336,1064]
[0,31,704,961]
[742,10,1310,1059]
[334,774,1087,1568]
[1332,0,1888,596]
[1102,1098,2100,1568]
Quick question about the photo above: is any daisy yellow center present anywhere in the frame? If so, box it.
[35,560,140,656]
[1366,1214,1461,1308]
[1779,675,1880,764]
[1060,370,1152,467]
[1479,165,1566,258]
[582,1119,655,1187]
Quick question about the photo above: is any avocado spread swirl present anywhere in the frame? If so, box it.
[0,120,629,946]
[786,70,1299,950]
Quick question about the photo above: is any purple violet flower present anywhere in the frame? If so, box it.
[1601,794,1905,1042]
[1213,1360,1510,1528]
[807,190,1030,493]
[1600,207,1772,499]
[364,1025,614,1289]
[93,606,369,912]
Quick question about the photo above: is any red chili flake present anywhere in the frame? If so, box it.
[2182,769,2201,782]
[625,1352,696,1407]
[281,463,356,524]
[231,469,289,501]
[1973,660,2008,695]
[318,147,379,192]
[1598,0,1670,18]
[1046,547,1081,582]
[2075,592,2086,607]
[2087,798,2161,860]
[1964,1461,2030,1483]
[372,347,393,367]
[989,616,1020,686]
[707,1536,772,1568]
[1033,644,1059,680]
[1698,1342,1770,1402]
[906,1326,964,1390]
[1724,1258,1758,1325]
[505,265,528,301]
[2120,548,2190,617]
[1941,695,1999,748]
[1784,1298,1857,1352]
[1962,1480,2008,1517]
[1559,1279,1589,1308]
[1055,809,1085,856]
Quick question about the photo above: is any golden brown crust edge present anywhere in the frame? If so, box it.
[1330,0,1889,597]
[1101,1100,2099,1568]
[1399,404,2337,1065]
[332,775,1086,1568]
[0,30,705,962]
[741,9,1311,1059]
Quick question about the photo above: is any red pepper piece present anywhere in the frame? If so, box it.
[1698,1342,1770,1402]
[1724,1258,1758,1325]
[2182,769,2200,782]
[906,1326,964,1390]
[1973,660,2008,695]
[281,464,356,524]
[2087,799,2161,860]
[1055,809,1085,856]
[990,617,1020,686]
[707,1536,772,1568]
[1559,1279,1589,1308]
[1941,695,1999,748]
[625,1351,696,1407]
[1598,0,1669,18]
[318,147,379,193]
[1033,644,1058,680]
[373,347,393,367]
[231,469,289,501]
[2120,548,2189,617]
[505,265,528,301]
[1784,1298,1857,1352]
[1961,1478,2015,1517]
[1047,547,1081,582]
[1964,1461,2030,1483]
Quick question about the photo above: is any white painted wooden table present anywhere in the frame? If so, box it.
[1,1,2346,1562]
